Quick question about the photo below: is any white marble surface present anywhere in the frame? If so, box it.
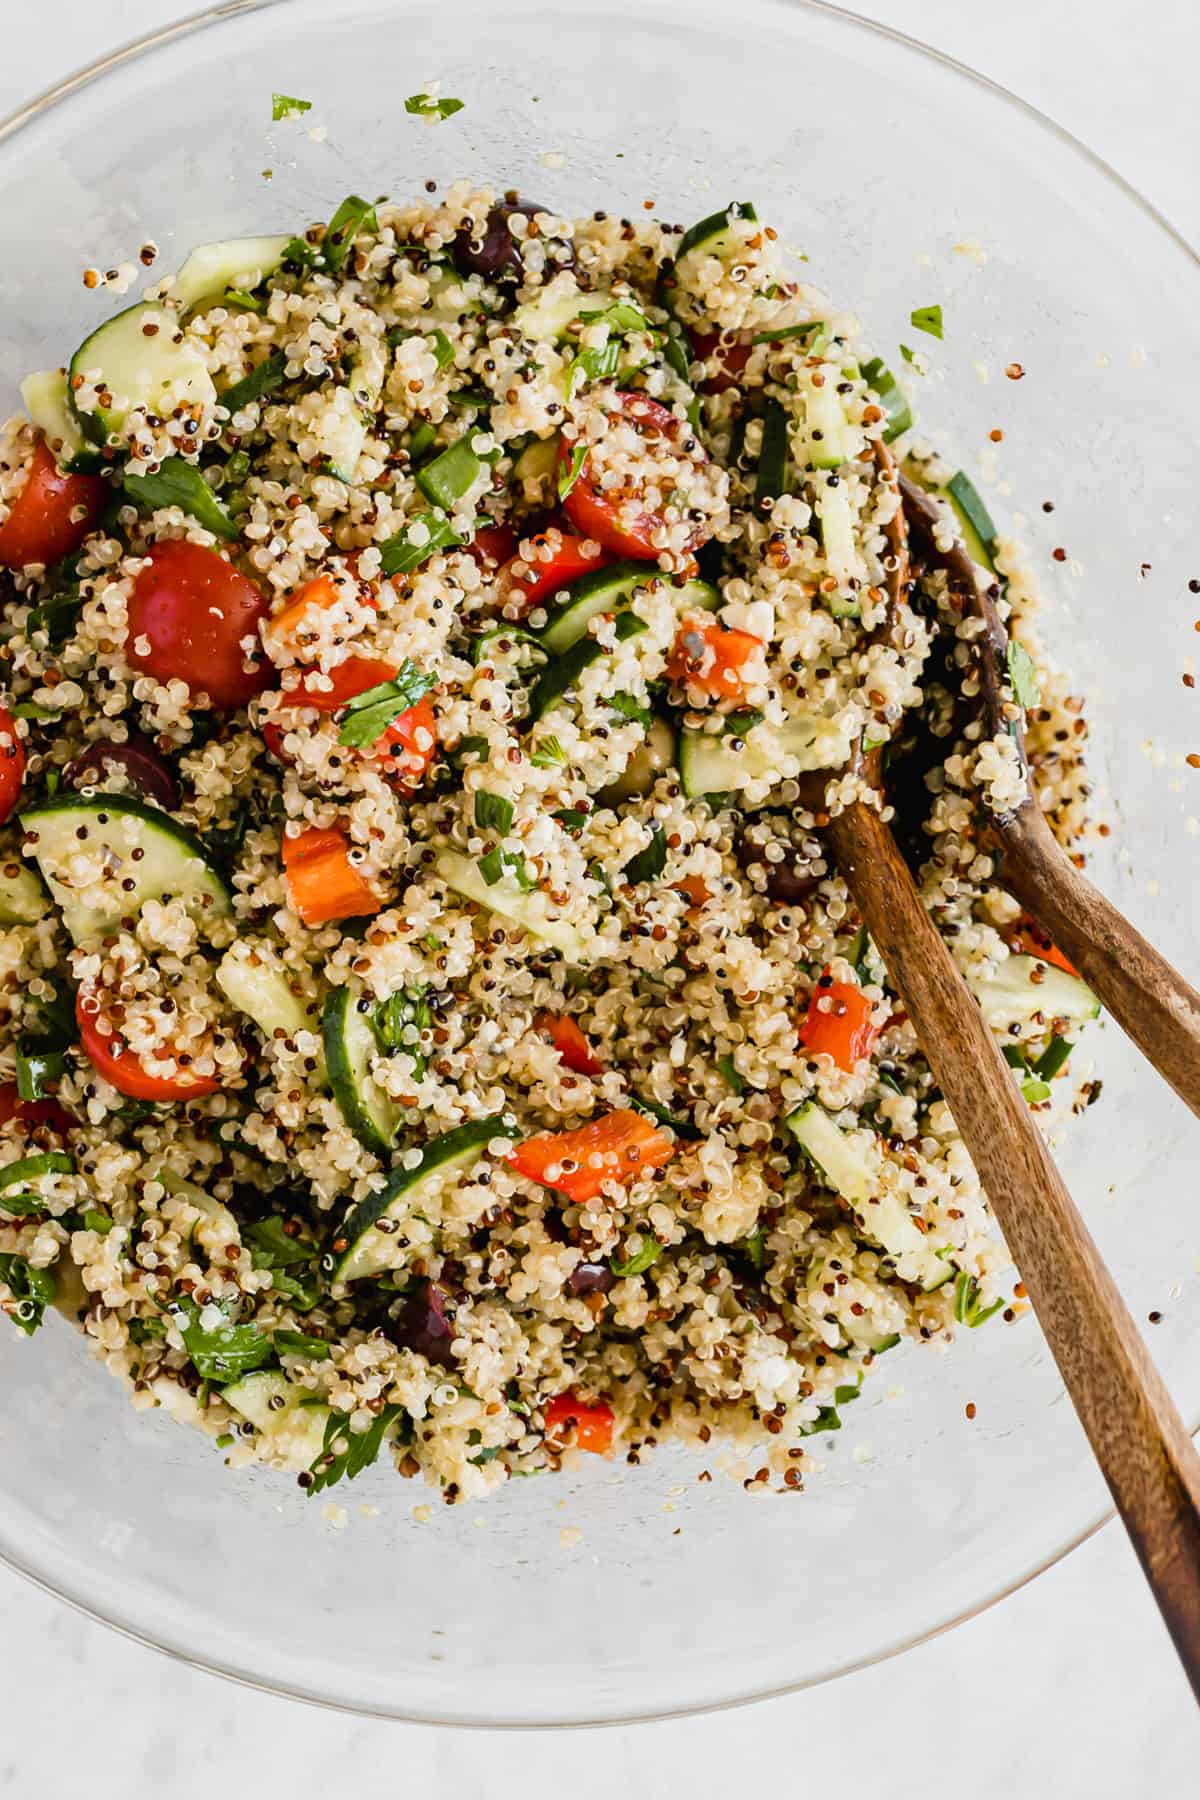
[1,1,1198,1790]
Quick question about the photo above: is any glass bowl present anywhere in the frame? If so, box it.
[1,0,1197,1727]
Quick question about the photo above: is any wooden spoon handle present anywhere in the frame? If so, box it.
[996,805,1200,1120]
[827,799,1200,1695]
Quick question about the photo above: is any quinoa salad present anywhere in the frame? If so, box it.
[0,188,1101,1503]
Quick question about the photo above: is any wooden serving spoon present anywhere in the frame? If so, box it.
[792,445,1200,1696]
[897,474,1200,1121]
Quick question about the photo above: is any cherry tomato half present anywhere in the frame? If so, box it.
[533,1011,603,1077]
[542,1392,614,1455]
[0,707,26,826]
[0,1081,75,1136]
[127,540,271,711]
[0,437,106,571]
[290,656,398,712]
[503,521,609,610]
[468,524,518,569]
[689,329,752,396]
[76,990,223,1101]
[560,392,711,562]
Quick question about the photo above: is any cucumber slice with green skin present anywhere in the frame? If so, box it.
[944,470,998,572]
[539,566,717,657]
[20,795,231,946]
[755,398,789,504]
[815,477,864,588]
[323,984,402,1155]
[512,433,560,485]
[678,713,853,799]
[675,202,758,262]
[510,281,615,342]
[788,1103,953,1291]
[972,954,1100,1031]
[334,1116,509,1283]
[0,858,50,927]
[435,851,594,962]
[796,373,862,473]
[860,357,913,445]
[528,611,648,720]
[222,1370,330,1470]
[470,626,548,671]
[68,303,217,447]
[805,1258,905,1353]
[320,335,387,483]
[169,235,292,313]
[216,942,318,1047]
[20,370,103,474]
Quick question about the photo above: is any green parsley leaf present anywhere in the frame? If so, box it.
[474,790,514,834]
[404,93,465,121]
[306,1402,404,1496]
[622,824,667,885]
[1035,1035,1073,1082]
[427,328,455,370]
[171,1298,273,1383]
[579,300,650,334]
[244,1216,320,1270]
[750,320,825,346]
[478,846,534,890]
[379,511,463,577]
[25,590,84,645]
[1006,639,1041,709]
[568,340,620,397]
[82,1209,113,1235]
[607,691,653,726]
[0,1254,55,1336]
[715,1054,745,1094]
[741,1227,768,1271]
[910,304,943,340]
[336,661,436,748]
[219,347,288,414]
[274,1328,332,1360]
[272,93,312,121]
[122,456,239,542]
[609,1235,662,1278]
[222,289,266,314]
[372,989,431,1080]
[323,194,379,273]
[953,1271,1006,1328]
[557,443,587,502]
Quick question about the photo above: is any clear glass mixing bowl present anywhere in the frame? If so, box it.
[0,0,1197,1727]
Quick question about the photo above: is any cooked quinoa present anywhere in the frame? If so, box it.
[0,188,1099,1502]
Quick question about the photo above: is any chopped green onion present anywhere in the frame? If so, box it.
[751,321,824,346]
[557,443,587,501]
[416,438,482,509]
[323,194,379,273]
[715,1054,745,1094]
[474,790,514,834]
[478,846,534,889]
[860,356,913,443]
[275,1328,332,1360]
[531,735,568,769]
[1035,1035,1073,1081]
[579,300,650,333]
[910,304,943,340]
[953,1270,1006,1328]
[220,348,288,414]
[82,1209,113,1235]
[1021,1077,1052,1105]
[899,343,917,365]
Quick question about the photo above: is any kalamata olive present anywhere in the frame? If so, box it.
[395,1278,457,1368]
[597,717,676,805]
[452,199,576,283]
[65,738,180,812]
[734,821,820,905]
[568,1259,615,1297]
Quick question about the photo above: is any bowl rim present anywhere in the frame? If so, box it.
[0,0,1196,1729]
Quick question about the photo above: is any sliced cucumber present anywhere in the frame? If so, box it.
[513,433,561,486]
[323,984,401,1155]
[675,202,758,263]
[20,795,231,946]
[510,280,614,342]
[972,954,1100,1031]
[435,850,593,961]
[860,356,913,445]
[216,941,318,1046]
[539,564,717,657]
[755,398,789,504]
[222,1369,330,1470]
[816,478,864,587]
[528,611,647,720]
[805,1256,906,1353]
[335,1116,508,1282]
[470,626,548,673]
[0,858,50,927]
[320,333,387,483]
[678,713,853,799]
[796,373,862,473]
[157,1167,240,1256]
[68,303,217,446]
[20,369,102,473]
[944,471,998,572]
[788,1103,952,1291]
[170,235,292,312]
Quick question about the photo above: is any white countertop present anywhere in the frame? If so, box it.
[1,2,1198,1790]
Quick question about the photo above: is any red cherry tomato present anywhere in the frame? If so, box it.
[502,521,609,610]
[127,540,271,711]
[0,437,106,571]
[467,524,518,568]
[533,1011,603,1076]
[560,392,711,562]
[0,1081,75,1136]
[666,617,764,702]
[508,1108,676,1204]
[543,1392,614,1455]
[291,655,398,712]
[261,719,290,764]
[689,329,752,395]
[0,707,25,826]
[76,990,222,1101]
[798,971,879,1073]
[376,695,438,791]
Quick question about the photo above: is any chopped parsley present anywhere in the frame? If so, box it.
[379,512,463,576]
[337,662,436,748]
[122,456,239,542]
[323,194,379,273]
[306,1402,404,1496]
[0,1255,55,1336]
[271,93,312,121]
[1006,639,1041,709]
[622,825,667,886]
[220,348,288,414]
[953,1271,1005,1329]
[171,1298,273,1383]
[610,1236,663,1278]
[474,790,515,835]
[404,93,465,121]
[530,735,568,770]
[910,304,944,340]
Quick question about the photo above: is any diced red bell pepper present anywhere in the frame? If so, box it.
[291,655,398,711]
[508,1107,676,1203]
[798,970,880,1072]
[534,1011,602,1076]
[543,1391,615,1455]
[672,875,712,909]
[666,616,764,701]
[376,694,438,791]
[503,521,609,610]
[282,824,382,926]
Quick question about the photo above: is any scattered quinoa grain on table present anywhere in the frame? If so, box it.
[0,185,1100,1502]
